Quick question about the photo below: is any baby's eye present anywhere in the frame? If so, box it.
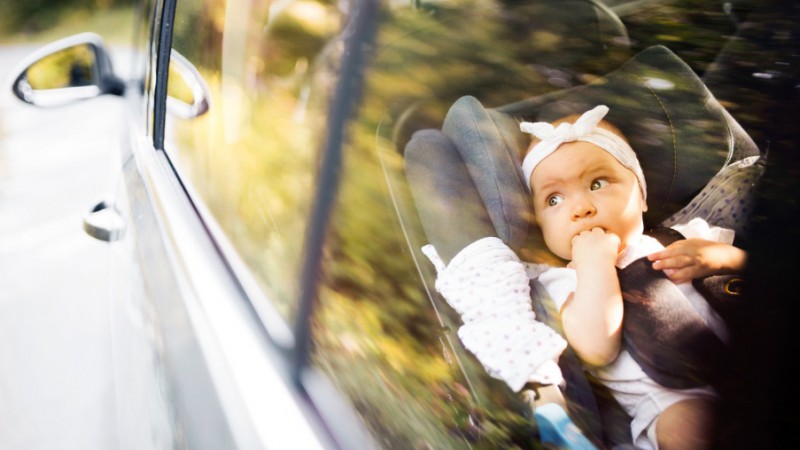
[590,179,609,191]
[547,194,563,207]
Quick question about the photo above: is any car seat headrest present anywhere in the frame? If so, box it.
[441,96,532,252]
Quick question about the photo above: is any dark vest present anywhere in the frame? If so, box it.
[618,228,745,389]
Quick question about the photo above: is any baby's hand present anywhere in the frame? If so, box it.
[648,238,747,284]
[569,227,620,269]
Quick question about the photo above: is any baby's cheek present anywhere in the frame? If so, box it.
[546,234,571,261]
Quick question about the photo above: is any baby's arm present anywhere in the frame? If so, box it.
[647,239,747,284]
[561,228,624,367]
[423,238,568,391]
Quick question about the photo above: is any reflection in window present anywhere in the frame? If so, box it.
[167,0,342,322]
[166,58,195,105]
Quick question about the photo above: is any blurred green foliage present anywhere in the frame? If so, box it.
[0,0,135,35]
[0,0,136,48]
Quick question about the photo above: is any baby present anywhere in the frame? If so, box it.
[424,104,747,449]
[519,105,746,450]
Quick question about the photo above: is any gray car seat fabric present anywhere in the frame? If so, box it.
[404,129,497,264]
[662,155,764,243]
[441,98,532,253]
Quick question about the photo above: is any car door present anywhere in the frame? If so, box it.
[101,0,178,448]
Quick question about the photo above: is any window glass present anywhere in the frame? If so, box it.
[166,0,344,322]
[162,0,796,446]
[305,2,625,447]
[307,0,791,447]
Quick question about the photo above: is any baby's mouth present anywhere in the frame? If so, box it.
[574,226,605,239]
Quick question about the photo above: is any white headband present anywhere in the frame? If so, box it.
[520,105,647,202]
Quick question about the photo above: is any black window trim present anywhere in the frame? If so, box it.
[153,0,176,150]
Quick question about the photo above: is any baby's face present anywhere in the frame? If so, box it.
[530,141,647,261]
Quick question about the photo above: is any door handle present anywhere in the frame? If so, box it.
[83,200,126,242]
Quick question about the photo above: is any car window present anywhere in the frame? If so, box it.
[165,0,344,323]
[306,0,790,447]
[303,2,623,447]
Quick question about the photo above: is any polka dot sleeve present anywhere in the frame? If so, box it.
[422,238,568,392]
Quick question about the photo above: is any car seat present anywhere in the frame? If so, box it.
[404,45,762,448]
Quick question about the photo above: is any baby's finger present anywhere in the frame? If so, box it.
[647,247,677,261]
[651,255,692,270]
[663,266,696,284]
[648,240,694,260]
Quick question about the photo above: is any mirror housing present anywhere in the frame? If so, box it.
[10,32,124,107]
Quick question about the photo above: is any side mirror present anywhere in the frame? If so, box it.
[10,32,124,107]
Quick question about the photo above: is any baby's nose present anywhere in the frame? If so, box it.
[571,201,596,219]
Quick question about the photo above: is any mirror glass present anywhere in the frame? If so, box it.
[14,43,103,106]
[27,44,99,90]
[167,62,195,105]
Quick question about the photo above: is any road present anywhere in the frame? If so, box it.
[0,44,123,450]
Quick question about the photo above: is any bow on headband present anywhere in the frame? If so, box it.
[520,105,647,202]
